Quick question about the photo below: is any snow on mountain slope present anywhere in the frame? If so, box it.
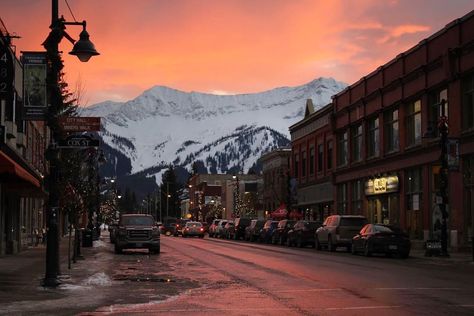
[81,77,347,180]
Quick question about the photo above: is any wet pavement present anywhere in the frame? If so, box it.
[0,232,473,315]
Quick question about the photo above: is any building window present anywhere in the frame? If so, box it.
[317,144,324,172]
[309,146,315,175]
[327,140,333,170]
[301,150,306,177]
[294,154,299,178]
[337,131,348,166]
[351,180,363,214]
[337,183,347,214]
[429,88,448,135]
[384,108,399,153]
[367,116,379,158]
[462,73,474,130]
[406,100,422,147]
[351,124,362,162]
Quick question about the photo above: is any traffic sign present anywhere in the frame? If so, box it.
[58,116,101,132]
[57,135,100,148]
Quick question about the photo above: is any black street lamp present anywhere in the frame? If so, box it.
[424,99,449,257]
[42,0,99,288]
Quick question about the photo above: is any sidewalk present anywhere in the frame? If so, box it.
[0,233,99,306]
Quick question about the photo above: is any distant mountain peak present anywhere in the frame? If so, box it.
[82,76,347,183]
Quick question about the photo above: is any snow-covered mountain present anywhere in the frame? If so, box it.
[80,77,347,185]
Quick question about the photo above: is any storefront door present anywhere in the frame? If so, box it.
[367,195,399,225]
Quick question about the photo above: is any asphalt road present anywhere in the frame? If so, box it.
[2,233,474,315]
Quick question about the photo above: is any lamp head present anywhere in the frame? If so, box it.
[69,25,99,62]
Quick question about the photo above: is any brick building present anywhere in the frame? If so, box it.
[289,100,335,221]
[0,19,47,255]
[331,10,474,249]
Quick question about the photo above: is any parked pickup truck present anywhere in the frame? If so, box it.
[114,214,160,254]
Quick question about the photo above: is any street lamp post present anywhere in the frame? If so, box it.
[438,100,450,257]
[424,99,450,257]
[42,0,99,287]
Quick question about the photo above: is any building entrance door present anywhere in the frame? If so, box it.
[367,195,399,225]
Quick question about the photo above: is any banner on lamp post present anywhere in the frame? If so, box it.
[21,51,47,120]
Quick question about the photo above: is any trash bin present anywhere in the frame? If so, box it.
[82,228,93,247]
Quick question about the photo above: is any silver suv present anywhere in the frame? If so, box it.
[114,214,160,254]
[315,215,367,252]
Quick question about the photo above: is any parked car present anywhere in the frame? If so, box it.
[201,222,209,233]
[233,217,252,240]
[272,219,296,245]
[315,215,368,252]
[260,220,279,243]
[245,219,265,242]
[215,220,229,238]
[108,220,119,243]
[114,214,160,254]
[208,219,222,238]
[222,221,235,239]
[352,224,410,258]
[174,219,191,236]
[182,221,205,238]
[286,220,321,248]
[161,219,177,236]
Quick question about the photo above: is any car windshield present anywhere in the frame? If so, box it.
[186,222,202,227]
[237,218,251,225]
[340,218,367,227]
[374,225,400,233]
[121,216,154,226]
[305,222,319,229]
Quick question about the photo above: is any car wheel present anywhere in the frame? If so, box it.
[399,251,409,259]
[315,237,322,250]
[151,247,160,254]
[199,235,204,239]
[364,242,372,257]
[297,237,303,248]
[351,242,357,255]
[328,236,335,252]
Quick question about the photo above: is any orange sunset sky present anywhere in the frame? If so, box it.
[2,0,473,106]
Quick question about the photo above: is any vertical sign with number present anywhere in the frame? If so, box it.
[0,38,14,100]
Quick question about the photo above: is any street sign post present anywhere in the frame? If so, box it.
[57,135,100,149]
[58,116,101,132]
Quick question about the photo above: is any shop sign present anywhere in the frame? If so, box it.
[365,175,399,196]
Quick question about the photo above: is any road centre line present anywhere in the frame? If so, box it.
[375,287,461,291]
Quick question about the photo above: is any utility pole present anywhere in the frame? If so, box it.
[438,99,450,257]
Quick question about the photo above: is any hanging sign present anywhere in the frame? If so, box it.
[58,116,101,132]
[22,51,47,120]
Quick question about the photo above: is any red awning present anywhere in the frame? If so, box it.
[271,203,288,219]
[0,151,41,188]
[289,210,303,219]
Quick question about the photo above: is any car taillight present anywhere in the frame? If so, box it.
[185,228,189,231]
[200,228,204,231]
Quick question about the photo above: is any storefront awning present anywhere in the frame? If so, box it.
[0,151,41,188]
[270,203,288,219]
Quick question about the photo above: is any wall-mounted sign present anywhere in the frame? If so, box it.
[22,51,47,120]
[365,175,399,196]
[0,39,14,99]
